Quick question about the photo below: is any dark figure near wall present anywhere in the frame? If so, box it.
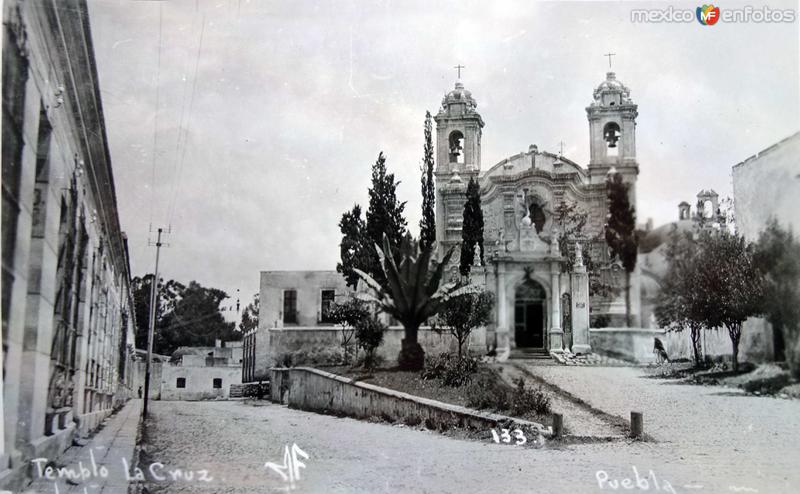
[138,386,143,398]
[653,337,670,364]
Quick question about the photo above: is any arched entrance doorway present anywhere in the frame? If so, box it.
[514,279,546,348]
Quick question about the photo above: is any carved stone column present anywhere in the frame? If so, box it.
[549,262,564,351]
[571,242,592,354]
[495,261,510,361]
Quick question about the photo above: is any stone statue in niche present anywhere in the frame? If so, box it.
[518,189,548,254]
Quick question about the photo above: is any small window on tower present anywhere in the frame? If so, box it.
[449,130,465,164]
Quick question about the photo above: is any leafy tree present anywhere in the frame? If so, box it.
[697,230,763,371]
[132,277,238,355]
[654,228,705,366]
[131,275,185,352]
[355,314,386,370]
[553,200,613,297]
[753,219,800,368]
[327,297,370,365]
[160,281,240,353]
[435,289,494,358]
[459,177,484,276]
[240,293,259,333]
[604,172,638,327]
[336,204,367,289]
[354,236,478,370]
[419,111,436,251]
[365,152,408,287]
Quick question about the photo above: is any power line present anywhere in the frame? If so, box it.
[148,3,164,228]
[167,13,206,226]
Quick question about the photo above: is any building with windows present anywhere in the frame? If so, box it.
[159,341,243,401]
[1,1,136,490]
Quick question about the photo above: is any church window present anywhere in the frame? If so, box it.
[283,289,297,324]
[176,378,186,388]
[449,130,465,164]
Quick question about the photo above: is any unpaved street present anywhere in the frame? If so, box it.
[139,397,797,494]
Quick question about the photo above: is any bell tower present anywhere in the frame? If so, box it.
[586,71,639,185]
[433,77,484,258]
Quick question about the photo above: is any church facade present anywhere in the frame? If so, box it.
[433,72,642,355]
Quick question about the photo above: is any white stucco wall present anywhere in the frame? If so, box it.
[733,132,800,242]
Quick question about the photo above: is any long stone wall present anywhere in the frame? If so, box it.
[270,367,546,436]
[590,320,774,364]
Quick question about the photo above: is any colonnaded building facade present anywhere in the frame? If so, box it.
[1,1,137,489]
[245,71,645,377]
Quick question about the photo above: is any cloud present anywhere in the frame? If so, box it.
[88,0,799,302]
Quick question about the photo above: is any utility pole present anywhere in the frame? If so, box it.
[143,226,169,418]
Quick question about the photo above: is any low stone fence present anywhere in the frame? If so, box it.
[266,326,486,365]
[590,319,775,364]
[270,367,547,435]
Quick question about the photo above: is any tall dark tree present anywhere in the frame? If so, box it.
[419,111,436,251]
[754,219,800,367]
[604,172,638,326]
[336,204,367,289]
[365,152,407,286]
[459,177,484,276]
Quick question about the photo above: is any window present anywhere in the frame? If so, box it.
[320,289,335,323]
[283,290,297,324]
[176,378,186,388]
[212,378,222,389]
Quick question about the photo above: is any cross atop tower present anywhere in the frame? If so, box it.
[604,52,616,69]
[454,64,465,79]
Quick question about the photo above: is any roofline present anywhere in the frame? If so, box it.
[733,131,800,170]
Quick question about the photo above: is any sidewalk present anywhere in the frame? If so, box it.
[24,399,142,494]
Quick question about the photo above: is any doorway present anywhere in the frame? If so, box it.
[514,279,546,349]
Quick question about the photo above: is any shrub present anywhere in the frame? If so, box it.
[273,348,344,368]
[421,353,478,387]
[465,370,510,410]
[355,316,386,369]
[510,377,551,416]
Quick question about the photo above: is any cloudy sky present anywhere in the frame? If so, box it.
[87,0,799,307]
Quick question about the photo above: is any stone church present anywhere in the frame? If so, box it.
[252,71,645,372]
[433,71,642,355]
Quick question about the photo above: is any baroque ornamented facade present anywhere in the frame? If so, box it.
[434,72,642,354]
[1,1,136,489]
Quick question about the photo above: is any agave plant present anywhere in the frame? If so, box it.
[354,236,480,370]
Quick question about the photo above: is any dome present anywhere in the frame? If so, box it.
[592,72,632,105]
[441,80,477,112]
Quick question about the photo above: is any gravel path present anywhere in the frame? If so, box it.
[138,399,794,493]
[516,363,800,491]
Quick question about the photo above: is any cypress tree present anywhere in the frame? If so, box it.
[336,204,367,289]
[419,111,436,251]
[459,177,484,276]
[366,152,407,286]
[604,172,638,327]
